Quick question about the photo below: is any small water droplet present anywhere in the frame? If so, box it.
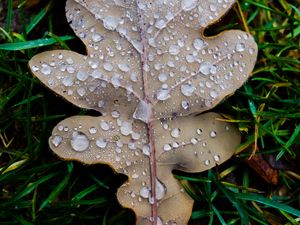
[196,128,203,135]
[103,16,119,30]
[96,138,107,148]
[171,128,181,138]
[71,132,90,152]
[191,138,198,145]
[181,0,198,11]
[76,70,89,81]
[210,131,217,138]
[142,144,151,156]
[140,187,150,198]
[156,88,170,101]
[100,121,110,131]
[181,100,189,110]
[213,155,220,162]
[111,110,120,118]
[155,178,166,200]
[103,62,113,72]
[163,144,172,151]
[132,173,139,179]
[120,121,132,136]
[158,73,168,82]
[92,33,102,42]
[236,43,245,52]
[169,45,180,55]
[89,127,97,134]
[155,19,166,29]
[41,64,51,75]
[199,62,212,75]
[118,63,130,72]
[181,83,195,97]
[62,76,74,87]
[204,159,210,166]
[193,38,204,50]
[51,135,62,147]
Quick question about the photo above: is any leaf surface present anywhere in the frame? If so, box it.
[29,0,257,224]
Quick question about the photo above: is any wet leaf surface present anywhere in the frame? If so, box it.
[29,0,257,224]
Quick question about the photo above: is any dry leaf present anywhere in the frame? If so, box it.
[29,0,257,224]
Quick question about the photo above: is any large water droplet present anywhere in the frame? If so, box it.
[62,76,74,87]
[100,121,110,131]
[181,0,198,11]
[70,131,90,152]
[163,144,172,151]
[199,62,212,75]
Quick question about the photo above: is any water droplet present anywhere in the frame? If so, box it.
[111,110,120,118]
[91,70,102,79]
[181,83,195,97]
[181,100,189,110]
[142,144,151,156]
[140,187,150,198]
[118,63,130,72]
[96,138,107,148]
[213,155,220,162]
[89,127,97,134]
[163,144,172,151]
[133,100,151,123]
[248,48,255,55]
[204,159,210,166]
[158,73,168,82]
[31,65,39,72]
[196,128,203,135]
[120,121,132,136]
[100,121,110,131]
[209,4,217,12]
[155,178,166,200]
[98,100,105,108]
[210,90,218,98]
[41,64,51,75]
[70,132,90,152]
[191,138,198,145]
[92,33,102,42]
[236,43,245,52]
[132,173,139,179]
[157,217,163,225]
[51,135,62,147]
[181,0,198,11]
[172,142,179,148]
[62,76,74,87]
[76,70,89,81]
[103,16,119,30]
[103,62,113,72]
[157,88,170,101]
[169,44,180,55]
[210,131,217,138]
[193,38,204,50]
[155,19,166,29]
[77,87,86,97]
[171,128,181,138]
[199,62,212,75]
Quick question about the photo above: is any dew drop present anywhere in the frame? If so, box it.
[181,0,198,11]
[103,62,113,72]
[196,128,203,135]
[111,110,120,118]
[181,83,195,97]
[155,19,166,29]
[92,33,102,42]
[62,76,74,87]
[155,178,166,200]
[76,70,89,81]
[156,88,170,101]
[142,144,151,156]
[191,138,198,145]
[181,100,189,110]
[120,121,132,136]
[70,132,90,152]
[163,143,172,151]
[100,121,110,131]
[169,44,180,55]
[98,100,105,108]
[204,159,210,166]
[236,43,245,52]
[158,73,168,82]
[103,16,119,30]
[41,64,51,75]
[51,135,62,147]
[118,63,130,72]
[96,138,107,148]
[171,128,181,138]
[213,155,220,162]
[193,38,204,50]
[210,131,217,138]
[140,187,150,198]
[89,127,97,134]
[199,62,212,75]
[133,100,151,123]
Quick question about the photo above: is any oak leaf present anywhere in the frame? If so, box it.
[29,0,257,224]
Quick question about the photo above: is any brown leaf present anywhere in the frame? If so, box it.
[28,0,257,224]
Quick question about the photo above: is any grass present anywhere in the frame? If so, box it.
[0,0,299,224]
